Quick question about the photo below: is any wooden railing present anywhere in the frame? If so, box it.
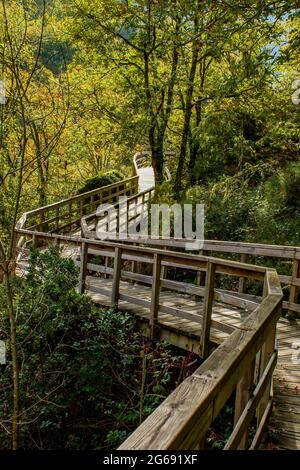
[81,186,155,240]
[15,176,138,252]
[81,198,300,318]
[119,268,282,450]
[133,151,173,181]
[14,223,283,450]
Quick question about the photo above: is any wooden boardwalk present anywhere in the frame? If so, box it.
[269,318,300,449]
[86,276,244,353]
[85,275,300,450]
[14,172,300,450]
[16,243,300,449]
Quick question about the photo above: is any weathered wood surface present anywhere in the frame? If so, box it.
[268,318,300,450]
[15,176,139,237]
[14,185,300,450]
[16,233,299,449]
[118,273,282,450]
[86,276,243,350]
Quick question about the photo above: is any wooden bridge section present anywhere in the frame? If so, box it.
[14,175,300,450]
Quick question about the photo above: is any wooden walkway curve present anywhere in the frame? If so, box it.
[270,319,300,449]
[14,170,300,450]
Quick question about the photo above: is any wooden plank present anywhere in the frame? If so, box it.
[234,359,255,449]
[159,304,234,335]
[239,254,249,293]
[119,293,151,309]
[150,253,162,338]
[78,242,88,294]
[200,261,216,359]
[225,352,277,450]
[111,247,122,306]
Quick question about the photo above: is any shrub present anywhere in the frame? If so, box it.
[0,247,191,449]
[78,170,125,194]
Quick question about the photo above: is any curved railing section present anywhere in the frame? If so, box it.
[133,151,173,191]
[118,266,282,450]
[12,224,283,450]
[15,176,138,253]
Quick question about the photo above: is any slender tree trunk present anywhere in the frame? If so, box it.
[150,135,164,185]
[174,40,199,196]
[144,20,179,186]
[0,242,19,450]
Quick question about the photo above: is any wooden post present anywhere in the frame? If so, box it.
[68,202,72,227]
[79,242,88,294]
[161,246,168,280]
[200,261,215,359]
[111,247,122,307]
[150,253,162,339]
[289,259,300,319]
[256,323,276,423]
[55,207,60,232]
[131,243,138,284]
[90,195,95,213]
[104,256,109,279]
[239,254,249,293]
[196,250,206,287]
[32,233,37,248]
[234,360,255,449]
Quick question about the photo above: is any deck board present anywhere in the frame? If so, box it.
[16,254,300,450]
[268,318,300,450]
[86,275,241,346]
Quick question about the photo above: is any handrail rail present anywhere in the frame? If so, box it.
[79,192,300,317]
[13,229,269,275]
[14,227,283,450]
[14,177,139,253]
[80,186,155,237]
[133,151,173,181]
[118,268,282,450]
[16,176,138,227]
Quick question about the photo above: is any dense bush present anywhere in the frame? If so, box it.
[78,170,125,194]
[184,161,300,246]
[0,247,194,449]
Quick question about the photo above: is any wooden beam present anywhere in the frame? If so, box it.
[234,360,255,449]
[196,250,206,287]
[79,241,88,294]
[111,247,122,307]
[238,253,249,293]
[200,261,216,359]
[288,259,300,319]
[150,253,162,338]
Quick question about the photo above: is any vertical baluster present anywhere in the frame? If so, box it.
[239,253,249,293]
[150,253,162,339]
[79,242,88,294]
[111,247,122,307]
[55,207,60,231]
[196,249,206,286]
[200,260,215,359]
[289,259,300,319]
[234,360,255,449]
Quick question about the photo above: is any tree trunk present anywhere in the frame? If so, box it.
[0,242,19,450]
[174,37,199,197]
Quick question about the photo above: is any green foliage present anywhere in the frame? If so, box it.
[185,160,300,246]
[207,402,234,450]
[77,170,125,194]
[0,248,189,449]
